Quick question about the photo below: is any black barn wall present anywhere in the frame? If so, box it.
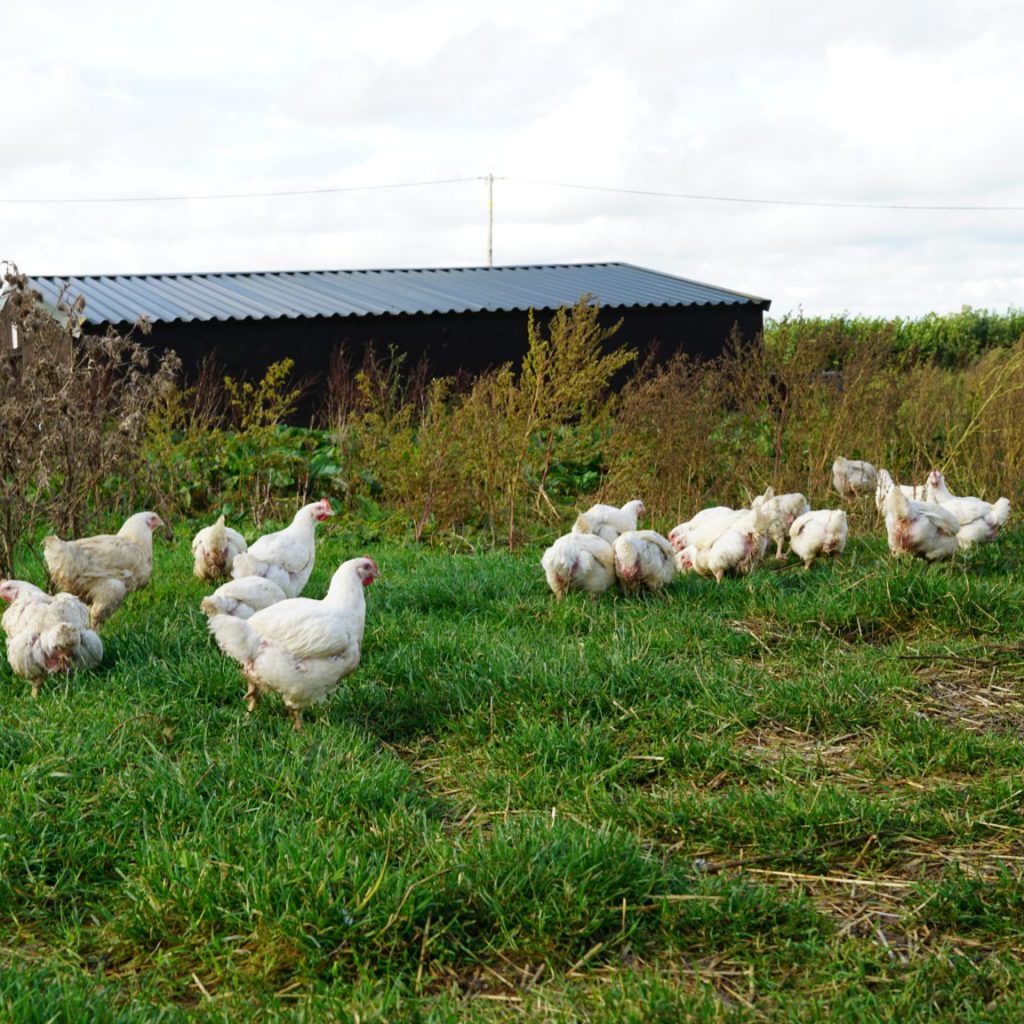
[111,303,764,421]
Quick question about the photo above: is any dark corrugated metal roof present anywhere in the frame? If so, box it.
[26,262,770,326]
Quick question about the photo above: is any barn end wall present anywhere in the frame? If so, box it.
[106,303,764,422]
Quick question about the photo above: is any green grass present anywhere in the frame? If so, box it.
[2,519,1024,1022]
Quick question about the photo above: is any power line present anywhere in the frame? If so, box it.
[0,176,485,205]
[498,176,1024,212]
[2,172,1022,211]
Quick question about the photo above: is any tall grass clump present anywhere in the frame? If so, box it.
[604,319,905,514]
[323,345,470,542]
[465,298,634,548]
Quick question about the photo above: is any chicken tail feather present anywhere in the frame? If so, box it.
[42,535,73,582]
[208,613,261,663]
[201,595,229,617]
[989,497,1012,528]
[885,483,911,520]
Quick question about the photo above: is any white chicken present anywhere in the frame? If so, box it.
[1,579,103,695]
[883,485,960,561]
[541,531,616,601]
[201,575,288,620]
[674,534,749,582]
[692,505,768,553]
[191,515,248,581]
[926,471,957,501]
[832,457,878,499]
[611,530,676,593]
[874,469,929,512]
[668,507,735,552]
[230,499,335,598]
[751,489,811,559]
[208,555,380,730]
[674,545,701,574]
[573,500,646,544]
[788,510,849,569]
[42,512,163,628]
[2,580,61,636]
[925,470,1011,548]
[674,506,770,582]
[2,579,90,638]
[6,624,81,695]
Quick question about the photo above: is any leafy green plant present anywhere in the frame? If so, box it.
[324,297,634,547]
[500,299,634,547]
[144,360,343,524]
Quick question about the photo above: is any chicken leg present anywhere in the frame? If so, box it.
[243,681,260,714]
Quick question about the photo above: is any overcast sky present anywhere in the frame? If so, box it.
[3,0,1022,319]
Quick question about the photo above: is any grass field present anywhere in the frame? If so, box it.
[2,514,1024,1022]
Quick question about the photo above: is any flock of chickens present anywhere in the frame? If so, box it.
[0,501,379,729]
[0,456,1012,726]
[0,512,164,695]
[196,499,380,730]
[540,457,1012,601]
[833,457,1011,559]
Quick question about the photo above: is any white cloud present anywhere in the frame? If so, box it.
[2,0,1023,316]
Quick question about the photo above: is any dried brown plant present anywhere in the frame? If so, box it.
[0,268,180,576]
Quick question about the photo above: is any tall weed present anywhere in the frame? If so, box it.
[0,270,179,576]
[337,297,635,547]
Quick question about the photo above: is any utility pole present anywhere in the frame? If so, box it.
[487,173,494,267]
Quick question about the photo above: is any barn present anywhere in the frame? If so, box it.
[8,262,770,416]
